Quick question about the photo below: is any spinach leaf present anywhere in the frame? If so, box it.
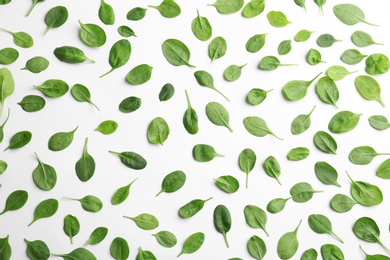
[156,170,186,196]
[314,161,341,187]
[214,175,239,193]
[179,197,212,218]
[127,7,147,21]
[347,171,383,206]
[287,147,309,161]
[152,231,177,248]
[0,48,18,65]
[315,76,339,108]
[326,65,357,81]
[247,88,272,105]
[267,11,291,27]
[34,79,69,98]
[123,213,159,230]
[277,220,301,259]
[44,6,68,35]
[108,150,147,170]
[352,30,382,47]
[194,70,229,101]
[53,248,96,260]
[313,131,337,154]
[223,64,246,82]
[177,232,205,257]
[355,75,384,106]
[239,148,256,188]
[99,0,115,25]
[359,245,390,260]
[206,101,233,132]
[291,106,315,134]
[159,83,175,101]
[243,116,283,140]
[28,198,58,226]
[117,26,136,37]
[191,10,212,41]
[244,205,269,236]
[26,0,44,16]
[294,0,306,11]
[314,0,326,15]
[259,56,298,70]
[64,195,103,212]
[0,235,11,260]
[0,29,34,48]
[110,237,129,260]
[162,39,194,67]
[0,160,7,175]
[0,190,28,215]
[341,49,367,65]
[214,204,231,248]
[278,40,292,55]
[95,120,118,134]
[147,117,170,145]
[306,48,324,65]
[320,244,344,260]
[32,152,57,191]
[0,68,14,116]
[17,95,45,112]
[192,144,224,162]
[21,56,49,73]
[101,39,131,78]
[78,20,106,47]
[247,235,266,260]
[48,126,77,151]
[246,34,267,53]
[263,155,282,185]
[377,159,390,179]
[4,130,32,151]
[294,29,314,42]
[0,0,11,4]
[136,247,156,260]
[365,54,390,75]
[111,178,138,205]
[290,182,322,203]
[353,217,390,253]
[242,0,265,18]
[328,111,361,133]
[119,96,141,113]
[349,146,390,165]
[266,197,290,213]
[85,227,108,246]
[282,72,322,101]
[333,4,378,26]
[209,36,227,61]
[71,84,99,110]
[317,34,341,47]
[183,90,198,134]
[301,248,317,260]
[75,138,95,182]
[24,238,50,260]
[126,64,153,85]
[308,214,344,243]
[54,46,94,63]
[148,0,181,18]
[369,115,390,130]
[208,0,244,14]
[330,194,357,213]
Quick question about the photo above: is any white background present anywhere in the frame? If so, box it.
[1,0,390,259]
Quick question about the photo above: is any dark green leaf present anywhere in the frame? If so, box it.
[0,190,28,215]
[44,6,68,35]
[28,198,58,227]
[17,95,45,112]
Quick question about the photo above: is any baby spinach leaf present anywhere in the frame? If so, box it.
[4,130,31,151]
[377,159,390,179]
[291,106,315,134]
[294,29,314,42]
[214,205,231,248]
[21,56,49,73]
[179,197,212,218]
[239,148,256,188]
[267,197,290,213]
[101,39,131,78]
[123,213,159,230]
[209,36,227,62]
[54,46,94,63]
[355,75,384,106]
[267,11,291,27]
[28,198,58,226]
[148,0,181,18]
[244,205,269,236]
[301,248,317,260]
[278,40,292,55]
[247,235,266,260]
[214,175,239,193]
[32,152,57,191]
[246,34,267,53]
[341,49,366,65]
[125,64,152,85]
[365,54,390,75]
[194,70,229,101]
[0,190,28,215]
[369,115,390,130]
[0,108,10,142]
[162,39,194,67]
[243,116,283,140]
[136,247,156,260]
[0,28,34,48]
[308,214,344,243]
[317,34,341,47]
[352,31,382,47]
[127,7,147,21]
[307,49,324,66]
[321,244,344,260]
[313,131,337,154]
[290,182,322,203]
[0,160,7,175]
[191,10,212,41]
[294,0,306,11]
[108,150,147,170]
[119,96,141,113]
[287,147,310,161]
[360,246,390,260]
[353,217,390,253]
[99,0,115,25]
[71,84,99,110]
[242,0,265,18]
[0,235,11,260]
[75,138,95,182]
[314,161,341,187]
[247,88,272,105]
[314,0,326,15]
[349,146,390,165]
[259,56,298,70]
[17,95,45,112]
[159,83,175,101]
[263,155,282,185]
[282,72,322,101]
[95,120,118,134]
[0,48,18,65]
[346,171,383,206]
[223,64,246,82]
[156,170,186,196]
[152,231,177,248]
[44,6,68,35]
[333,4,378,26]
[178,232,205,257]
[110,237,129,260]
[64,195,103,212]
[64,214,80,244]
[24,238,50,260]
[26,0,44,16]
[0,68,14,116]
[326,65,357,81]
[53,248,96,260]
[330,194,357,213]
[48,126,77,151]
[0,0,11,4]
[78,20,106,47]
[193,144,224,162]
[277,220,301,259]
[34,79,69,98]
[315,76,339,108]
[328,111,361,133]
[147,117,170,145]
[206,101,233,132]
[208,0,244,14]
[85,227,108,246]
[117,26,136,37]
[111,178,138,205]
[183,90,198,134]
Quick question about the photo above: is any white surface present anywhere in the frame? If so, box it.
[1,0,390,259]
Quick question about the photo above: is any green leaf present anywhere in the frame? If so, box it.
[17,95,45,112]
[246,34,267,53]
[95,120,118,134]
[126,7,147,21]
[263,155,282,185]
[71,84,99,110]
[101,39,131,78]
[377,159,390,179]
[118,96,141,113]
[282,72,322,101]
[243,116,283,140]
[0,160,7,175]
[314,161,341,187]
[85,227,108,246]
[162,39,194,67]
[247,88,272,105]
[179,197,212,218]
[223,64,246,82]
[193,144,224,162]
[48,126,77,151]
[152,231,177,248]
[247,235,266,260]
[301,248,317,260]
[206,101,233,132]
[32,152,57,191]
[183,90,198,135]
[75,138,96,182]
[208,0,244,14]
[194,70,230,101]
[0,190,28,215]
[328,111,361,133]
[290,182,322,203]
[177,232,205,257]
[267,11,291,27]
[28,198,58,227]
[213,205,231,248]
[353,217,390,253]
[0,235,11,260]
[213,175,239,193]
[330,194,357,213]
[24,239,50,260]
[136,247,156,260]
[352,30,382,47]
[277,220,302,259]
[314,0,326,16]
[208,36,227,61]
[287,147,310,161]
[0,68,14,117]
[53,248,96,260]
[64,195,103,212]
[63,214,80,244]
[54,46,94,63]
[326,65,357,81]
[0,48,19,65]
[159,83,175,101]
[108,150,147,170]
[308,214,344,243]
[156,170,186,196]
[294,29,314,42]
[111,178,138,205]
[148,0,181,18]
[321,244,344,260]
[125,64,152,85]
[278,40,292,55]
[34,79,69,98]
[315,76,339,108]
[99,0,115,25]
[313,131,337,154]
[369,115,390,130]
[78,20,106,47]
[242,0,265,18]
[110,237,129,260]
[147,117,170,145]
[306,48,324,65]
[291,106,315,134]
[267,197,290,214]
[123,213,159,230]
[0,29,34,48]
[191,10,212,41]
[365,54,390,75]
[317,34,341,47]
[341,49,367,65]
[239,148,256,188]
[347,171,383,206]
[117,26,136,37]
[349,146,389,165]
[244,205,269,236]
[355,75,384,106]
[333,4,378,26]
[26,0,44,16]
[44,6,68,35]
[259,56,298,70]
[4,130,32,151]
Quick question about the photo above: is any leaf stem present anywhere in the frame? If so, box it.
[246,173,249,189]
[86,57,95,63]
[185,90,192,108]
[212,87,230,102]
[275,176,282,185]
[204,197,213,202]
[155,190,163,197]
[99,68,114,78]
[26,2,38,17]
[308,72,323,84]
[43,26,51,36]
[378,240,390,253]
[279,64,299,66]
[308,105,316,117]
[108,150,120,155]
[345,171,355,184]
[331,231,344,244]
[222,232,229,248]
